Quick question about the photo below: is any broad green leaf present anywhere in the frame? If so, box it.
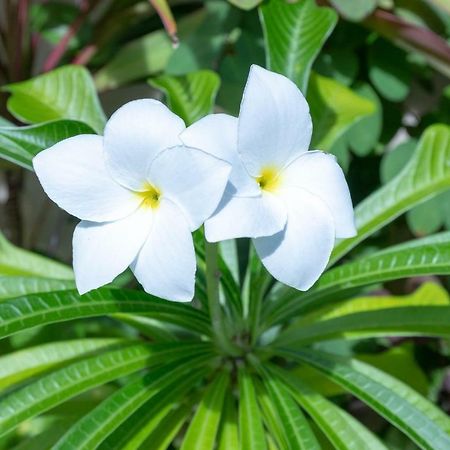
[265,232,450,325]
[276,306,450,346]
[264,374,320,450]
[228,0,262,9]
[368,38,411,102]
[0,276,74,299]
[54,356,211,450]
[285,349,450,450]
[0,338,122,389]
[0,120,94,170]
[308,73,375,150]
[165,2,240,76]
[272,366,387,450]
[149,70,220,126]
[95,30,173,90]
[239,368,268,450]
[0,232,73,279]
[315,48,359,87]
[329,0,377,21]
[407,195,444,235]
[0,289,211,339]
[218,388,240,450]
[3,66,106,133]
[259,0,337,92]
[347,83,382,156]
[181,370,230,450]
[0,342,208,437]
[331,124,450,264]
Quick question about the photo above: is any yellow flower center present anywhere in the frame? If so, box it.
[137,183,162,209]
[256,166,281,192]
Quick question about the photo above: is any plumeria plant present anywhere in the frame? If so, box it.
[1,1,450,450]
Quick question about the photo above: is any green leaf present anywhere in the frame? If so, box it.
[181,370,230,450]
[263,374,320,450]
[0,342,207,437]
[308,73,375,150]
[368,38,411,102]
[406,194,444,236]
[228,0,262,10]
[265,232,450,326]
[259,0,337,93]
[139,400,193,450]
[285,349,450,450]
[0,289,211,339]
[218,387,240,450]
[331,124,450,264]
[149,70,220,126]
[347,83,383,156]
[277,306,450,346]
[54,356,211,450]
[272,366,388,450]
[0,276,75,299]
[95,30,173,91]
[239,367,268,450]
[306,232,450,307]
[100,381,200,450]
[0,338,122,389]
[329,0,377,21]
[0,120,94,170]
[3,66,106,133]
[0,232,73,279]
[305,281,450,322]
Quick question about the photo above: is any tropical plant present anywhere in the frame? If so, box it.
[1,0,450,449]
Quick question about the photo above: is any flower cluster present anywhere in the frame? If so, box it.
[34,65,355,302]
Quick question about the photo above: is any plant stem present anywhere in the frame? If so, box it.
[205,240,242,357]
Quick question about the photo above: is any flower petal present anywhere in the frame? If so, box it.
[205,190,287,242]
[180,114,259,196]
[238,65,312,176]
[148,145,231,231]
[281,151,356,238]
[104,99,185,191]
[33,135,140,222]
[73,208,153,294]
[131,199,195,302]
[254,188,335,291]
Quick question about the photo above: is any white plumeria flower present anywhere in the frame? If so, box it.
[33,99,231,301]
[181,65,356,291]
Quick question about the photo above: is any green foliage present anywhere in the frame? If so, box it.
[3,66,106,133]
[149,70,220,126]
[1,1,450,449]
[332,124,450,263]
[0,120,94,170]
[260,0,337,93]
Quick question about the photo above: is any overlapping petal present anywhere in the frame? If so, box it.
[205,190,287,242]
[33,135,141,222]
[73,207,153,294]
[148,145,231,231]
[238,65,312,177]
[180,114,259,196]
[254,188,335,290]
[281,151,356,238]
[131,200,195,302]
[104,99,185,191]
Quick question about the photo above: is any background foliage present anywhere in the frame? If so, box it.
[0,0,450,449]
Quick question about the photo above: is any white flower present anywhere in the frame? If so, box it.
[33,99,231,301]
[181,65,356,291]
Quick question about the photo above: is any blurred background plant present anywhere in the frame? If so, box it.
[0,0,450,449]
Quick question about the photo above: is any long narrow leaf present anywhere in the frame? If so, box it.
[0,289,211,339]
[282,349,450,450]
